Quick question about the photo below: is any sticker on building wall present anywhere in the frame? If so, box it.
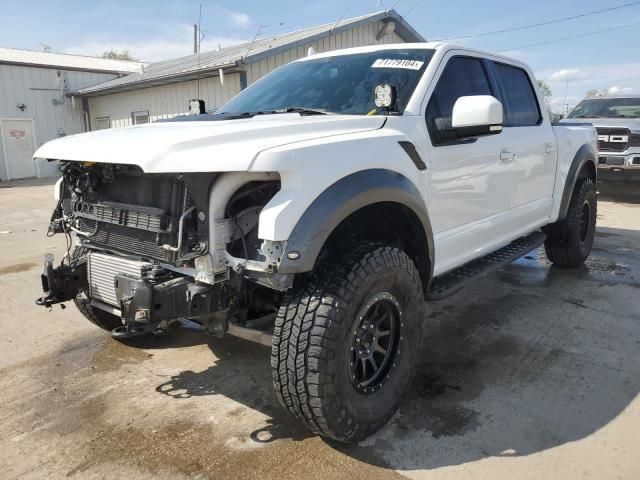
[9,130,26,139]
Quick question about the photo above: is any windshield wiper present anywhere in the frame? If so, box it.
[217,108,330,118]
[278,107,330,116]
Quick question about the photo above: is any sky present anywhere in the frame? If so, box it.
[1,0,639,112]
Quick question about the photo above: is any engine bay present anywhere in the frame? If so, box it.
[37,161,284,338]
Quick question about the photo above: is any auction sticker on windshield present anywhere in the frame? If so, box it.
[371,59,424,70]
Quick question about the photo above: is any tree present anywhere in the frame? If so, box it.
[101,49,138,61]
[536,80,554,116]
[537,80,552,99]
[585,89,600,97]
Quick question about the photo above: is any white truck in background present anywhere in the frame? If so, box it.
[564,94,640,181]
[34,43,597,442]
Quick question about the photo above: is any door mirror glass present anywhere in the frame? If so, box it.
[451,95,503,138]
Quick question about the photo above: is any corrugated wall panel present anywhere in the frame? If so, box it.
[88,73,241,128]
[0,64,119,179]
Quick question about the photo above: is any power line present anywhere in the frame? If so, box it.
[498,19,640,52]
[199,29,251,42]
[435,1,640,41]
[403,0,423,17]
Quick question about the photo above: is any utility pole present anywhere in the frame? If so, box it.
[563,79,570,118]
[193,24,198,54]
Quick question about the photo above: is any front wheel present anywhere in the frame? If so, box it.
[271,244,425,442]
[544,177,597,267]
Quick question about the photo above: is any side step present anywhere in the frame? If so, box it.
[425,231,546,301]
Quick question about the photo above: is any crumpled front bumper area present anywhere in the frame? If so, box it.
[37,252,232,338]
[36,253,87,308]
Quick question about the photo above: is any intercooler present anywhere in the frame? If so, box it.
[88,252,149,307]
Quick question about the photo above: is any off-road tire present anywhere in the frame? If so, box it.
[71,247,122,332]
[544,178,597,267]
[271,244,425,442]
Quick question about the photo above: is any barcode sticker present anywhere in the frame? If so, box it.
[371,59,425,70]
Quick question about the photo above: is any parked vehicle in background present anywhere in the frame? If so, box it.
[564,95,640,181]
[34,43,597,442]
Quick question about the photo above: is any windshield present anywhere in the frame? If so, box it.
[569,97,640,119]
[218,49,435,116]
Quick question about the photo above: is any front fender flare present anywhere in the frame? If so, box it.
[277,169,434,280]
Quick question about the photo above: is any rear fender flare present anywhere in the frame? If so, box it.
[557,143,597,222]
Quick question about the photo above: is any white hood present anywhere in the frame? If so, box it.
[560,117,640,131]
[34,114,386,173]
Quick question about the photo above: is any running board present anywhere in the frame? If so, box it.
[425,231,546,301]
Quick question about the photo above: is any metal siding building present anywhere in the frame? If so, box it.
[77,10,423,129]
[0,48,142,180]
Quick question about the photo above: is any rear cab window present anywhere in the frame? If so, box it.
[492,62,542,127]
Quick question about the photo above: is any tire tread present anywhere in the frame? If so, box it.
[271,243,422,441]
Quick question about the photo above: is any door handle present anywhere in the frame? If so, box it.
[544,143,556,154]
[500,149,516,163]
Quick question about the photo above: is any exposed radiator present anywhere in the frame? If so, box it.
[80,218,174,262]
[88,252,149,307]
[78,172,186,264]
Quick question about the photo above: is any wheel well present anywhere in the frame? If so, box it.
[322,202,431,288]
[578,160,596,182]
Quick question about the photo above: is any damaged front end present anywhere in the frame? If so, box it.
[37,161,286,339]
[36,253,87,308]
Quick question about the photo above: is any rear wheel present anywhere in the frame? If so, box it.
[71,248,123,332]
[271,244,425,442]
[544,178,597,267]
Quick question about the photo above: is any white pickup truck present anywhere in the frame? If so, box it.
[34,43,597,442]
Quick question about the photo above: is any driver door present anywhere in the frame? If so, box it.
[420,54,515,276]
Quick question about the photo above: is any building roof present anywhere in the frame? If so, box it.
[0,47,144,74]
[75,9,426,96]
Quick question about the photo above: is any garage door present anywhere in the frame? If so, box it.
[1,119,37,180]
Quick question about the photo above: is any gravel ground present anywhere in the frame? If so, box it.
[0,178,638,480]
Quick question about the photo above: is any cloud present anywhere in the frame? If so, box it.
[607,86,634,94]
[64,25,243,63]
[549,69,589,82]
[216,6,251,29]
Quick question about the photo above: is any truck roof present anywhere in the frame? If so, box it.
[296,42,526,68]
[585,94,640,99]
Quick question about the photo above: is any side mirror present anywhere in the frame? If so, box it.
[451,95,503,138]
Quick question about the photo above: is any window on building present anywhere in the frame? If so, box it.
[493,63,541,127]
[94,117,111,130]
[131,110,150,125]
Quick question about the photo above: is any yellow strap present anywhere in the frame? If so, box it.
[367,108,378,116]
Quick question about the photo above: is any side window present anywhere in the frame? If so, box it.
[131,110,150,125]
[493,63,541,127]
[94,117,110,130]
[426,56,493,145]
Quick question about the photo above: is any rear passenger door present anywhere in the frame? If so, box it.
[489,61,556,224]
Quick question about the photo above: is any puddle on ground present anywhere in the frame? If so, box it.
[64,418,406,479]
[0,262,38,275]
[90,338,155,373]
[595,231,620,238]
[583,256,631,276]
[391,294,534,440]
[497,245,635,288]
